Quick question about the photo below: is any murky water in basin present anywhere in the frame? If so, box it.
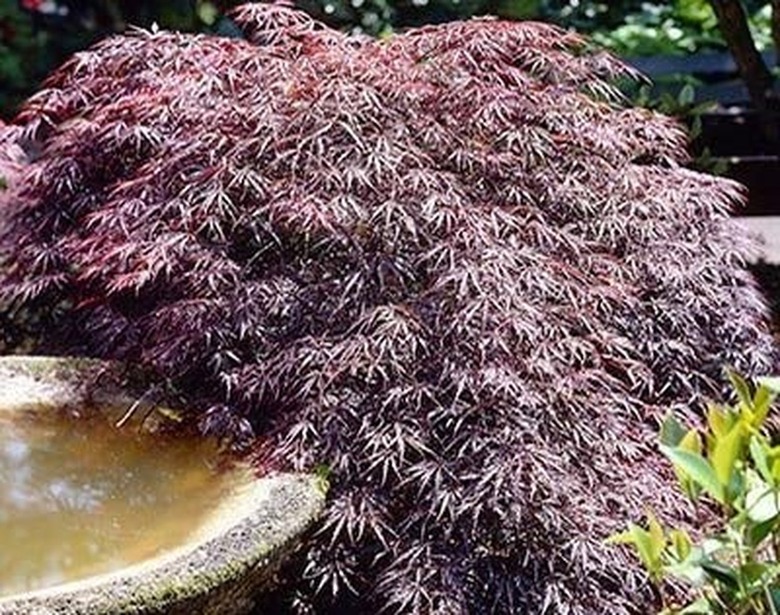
[0,410,233,597]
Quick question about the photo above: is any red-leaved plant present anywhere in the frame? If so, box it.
[0,4,776,613]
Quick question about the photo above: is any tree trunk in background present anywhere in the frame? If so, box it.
[773,0,780,67]
[709,0,775,109]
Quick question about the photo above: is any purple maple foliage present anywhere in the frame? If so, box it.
[0,121,24,186]
[0,4,776,613]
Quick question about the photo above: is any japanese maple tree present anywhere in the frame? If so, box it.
[0,4,775,613]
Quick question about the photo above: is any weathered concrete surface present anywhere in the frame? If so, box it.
[737,216,780,264]
[0,356,325,615]
[0,356,114,413]
[0,356,174,430]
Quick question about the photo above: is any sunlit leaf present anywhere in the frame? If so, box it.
[726,369,752,410]
[660,445,724,504]
[757,377,780,394]
[669,528,692,561]
[745,484,780,523]
[751,385,776,427]
[710,424,742,489]
[706,403,732,439]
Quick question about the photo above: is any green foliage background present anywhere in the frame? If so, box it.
[0,0,775,117]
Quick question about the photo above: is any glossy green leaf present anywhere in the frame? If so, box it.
[738,562,770,585]
[607,521,664,576]
[747,515,778,548]
[660,413,687,447]
[726,369,752,409]
[750,436,773,484]
[751,384,776,427]
[628,525,655,568]
[745,485,780,523]
[605,529,633,545]
[701,560,739,589]
[669,528,692,561]
[647,510,665,556]
[757,377,780,395]
[680,429,703,455]
[661,445,724,503]
[664,546,707,585]
[710,424,742,488]
[667,429,704,500]
[706,403,730,438]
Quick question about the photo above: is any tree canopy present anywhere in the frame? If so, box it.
[2,1,778,115]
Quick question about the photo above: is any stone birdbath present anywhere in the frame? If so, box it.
[0,356,324,614]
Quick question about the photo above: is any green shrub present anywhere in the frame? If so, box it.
[611,372,780,614]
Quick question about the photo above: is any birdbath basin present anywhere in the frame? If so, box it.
[0,356,324,614]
